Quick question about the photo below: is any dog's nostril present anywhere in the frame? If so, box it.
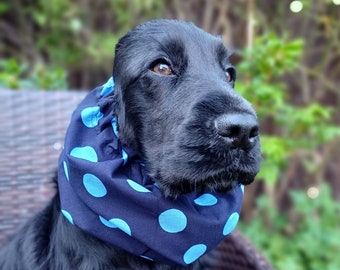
[249,126,259,139]
[215,113,259,149]
[218,126,241,138]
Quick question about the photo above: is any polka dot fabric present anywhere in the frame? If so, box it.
[57,77,244,266]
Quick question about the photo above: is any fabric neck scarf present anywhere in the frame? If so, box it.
[58,77,244,266]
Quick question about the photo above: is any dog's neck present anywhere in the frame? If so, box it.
[57,77,244,267]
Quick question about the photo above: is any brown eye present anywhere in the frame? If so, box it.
[226,71,232,82]
[225,68,235,83]
[152,62,173,75]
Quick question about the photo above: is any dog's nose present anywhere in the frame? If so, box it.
[215,113,259,149]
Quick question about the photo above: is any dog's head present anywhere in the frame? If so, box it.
[113,19,261,197]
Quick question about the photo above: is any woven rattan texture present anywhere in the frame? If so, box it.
[0,90,86,244]
[0,89,273,269]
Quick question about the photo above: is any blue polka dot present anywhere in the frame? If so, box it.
[159,209,187,233]
[223,212,239,236]
[122,149,128,164]
[70,146,98,162]
[111,118,119,137]
[63,161,69,181]
[61,210,74,224]
[127,179,151,193]
[194,193,218,206]
[183,244,207,264]
[83,173,107,197]
[81,106,103,128]
[100,77,114,96]
[99,216,131,236]
[99,216,114,227]
[140,255,153,261]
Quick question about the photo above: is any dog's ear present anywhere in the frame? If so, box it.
[112,33,141,151]
[112,79,138,151]
[112,26,156,155]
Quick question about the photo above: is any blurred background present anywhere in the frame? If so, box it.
[1,0,340,269]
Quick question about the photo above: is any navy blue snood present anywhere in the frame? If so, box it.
[58,77,244,266]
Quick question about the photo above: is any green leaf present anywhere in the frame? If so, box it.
[0,2,10,14]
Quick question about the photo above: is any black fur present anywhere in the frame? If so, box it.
[0,19,261,269]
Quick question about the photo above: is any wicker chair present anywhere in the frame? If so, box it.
[0,89,273,270]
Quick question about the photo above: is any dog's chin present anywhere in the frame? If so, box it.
[156,170,256,198]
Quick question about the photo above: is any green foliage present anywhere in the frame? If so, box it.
[29,0,165,70]
[235,33,340,184]
[28,62,68,90]
[0,59,67,90]
[1,0,165,89]
[0,59,26,89]
[240,183,340,270]
[257,136,288,184]
[0,2,10,14]
[236,33,340,268]
[238,33,304,80]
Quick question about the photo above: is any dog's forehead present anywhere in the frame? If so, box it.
[134,20,230,58]
[113,20,232,79]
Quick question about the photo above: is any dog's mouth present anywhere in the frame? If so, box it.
[156,169,256,198]
[148,134,262,197]
[154,157,260,198]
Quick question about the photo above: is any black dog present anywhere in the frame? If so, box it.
[0,19,261,270]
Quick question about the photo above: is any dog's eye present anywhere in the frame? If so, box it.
[151,61,173,75]
[225,68,235,83]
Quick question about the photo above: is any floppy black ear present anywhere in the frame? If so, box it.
[112,34,140,150]
[112,79,138,151]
